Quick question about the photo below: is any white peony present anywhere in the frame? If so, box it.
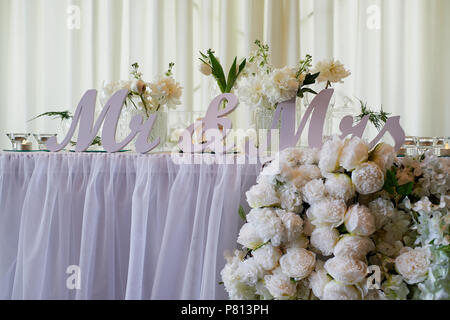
[148,76,183,109]
[221,250,257,299]
[370,143,395,173]
[236,75,269,108]
[339,136,369,171]
[324,256,368,285]
[322,281,361,300]
[246,181,279,208]
[264,267,297,300]
[310,227,339,256]
[302,179,327,204]
[263,66,302,105]
[276,209,303,242]
[368,198,395,229]
[351,162,385,195]
[395,247,430,284]
[278,184,303,212]
[318,135,344,174]
[344,204,376,236]
[284,234,309,250]
[325,174,356,202]
[236,257,266,285]
[306,198,347,228]
[247,208,286,246]
[252,244,282,271]
[314,59,351,84]
[333,235,375,260]
[279,248,316,280]
[308,268,332,299]
[292,165,322,188]
[237,223,264,250]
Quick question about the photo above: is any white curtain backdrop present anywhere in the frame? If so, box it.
[0,0,449,149]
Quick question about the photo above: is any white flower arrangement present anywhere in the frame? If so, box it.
[221,139,450,300]
[100,62,182,118]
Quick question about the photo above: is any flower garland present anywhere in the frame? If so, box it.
[221,136,449,300]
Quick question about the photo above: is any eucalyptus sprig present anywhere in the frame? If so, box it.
[356,99,390,131]
[199,49,246,93]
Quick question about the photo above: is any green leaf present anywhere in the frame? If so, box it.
[238,58,246,74]
[238,205,247,222]
[337,224,348,234]
[208,51,227,93]
[290,278,297,284]
[225,57,238,93]
[383,168,398,194]
[28,110,73,122]
[218,281,224,285]
[397,182,413,196]
[302,72,320,86]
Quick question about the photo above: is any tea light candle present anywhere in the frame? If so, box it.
[20,140,32,151]
[441,143,450,156]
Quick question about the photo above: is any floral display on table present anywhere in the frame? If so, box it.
[221,136,450,300]
[101,62,183,146]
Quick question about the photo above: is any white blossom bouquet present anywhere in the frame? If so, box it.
[221,137,449,300]
[100,62,183,118]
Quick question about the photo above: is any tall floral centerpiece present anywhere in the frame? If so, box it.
[221,137,449,300]
[101,62,182,149]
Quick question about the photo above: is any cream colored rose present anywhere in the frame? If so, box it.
[322,281,361,300]
[310,227,339,256]
[333,235,375,260]
[237,223,264,250]
[395,247,430,284]
[246,181,280,208]
[325,174,356,202]
[306,198,347,228]
[324,256,368,284]
[339,136,369,171]
[351,162,384,195]
[370,143,395,173]
[344,204,376,236]
[264,267,297,299]
[252,244,282,271]
[308,268,332,299]
[302,179,327,204]
[279,248,316,280]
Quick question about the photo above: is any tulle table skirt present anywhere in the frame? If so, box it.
[0,152,260,299]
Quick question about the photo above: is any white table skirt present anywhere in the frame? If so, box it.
[0,152,260,299]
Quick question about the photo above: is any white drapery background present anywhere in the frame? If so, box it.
[1,0,449,149]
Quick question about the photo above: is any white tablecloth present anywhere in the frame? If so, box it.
[0,152,260,299]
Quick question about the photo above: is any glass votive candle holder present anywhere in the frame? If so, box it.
[399,136,418,156]
[418,136,434,155]
[33,134,57,150]
[435,137,450,156]
[6,133,31,150]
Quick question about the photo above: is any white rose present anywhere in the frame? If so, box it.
[252,244,282,271]
[237,223,264,250]
[351,162,385,195]
[198,62,212,75]
[247,208,286,246]
[370,143,395,173]
[325,174,356,202]
[322,281,361,300]
[395,247,430,284]
[368,198,395,229]
[302,179,327,204]
[310,227,339,256]
[308,268,332,299]
[246,181,280,208]
[279,248,316,280]
[333,235,375,260]
[236,257,266,285]
[324,256,368,285]
[284,234,309,250]
[319,136,344,174]
[344,204,376,236]
[306,198,347,228]
[339,136,369,171]
[276,209,303,242]
[264,267,297,299]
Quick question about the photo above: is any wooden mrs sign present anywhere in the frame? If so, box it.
[46,88,405,154]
